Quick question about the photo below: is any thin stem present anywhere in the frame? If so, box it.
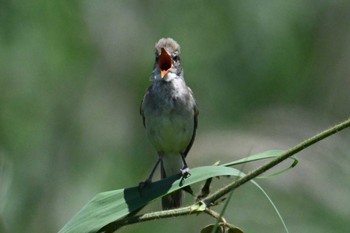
[204,208,243,233]
[204,208,227,224]
[98,206,194,232]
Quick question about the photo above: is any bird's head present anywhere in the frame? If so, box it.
[153,38,183,81]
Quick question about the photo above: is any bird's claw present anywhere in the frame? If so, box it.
[180,167,191,178]
[138,179,152,192]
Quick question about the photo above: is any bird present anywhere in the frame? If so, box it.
[140,38,198,210]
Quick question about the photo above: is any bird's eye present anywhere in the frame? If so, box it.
[173,55,179,61]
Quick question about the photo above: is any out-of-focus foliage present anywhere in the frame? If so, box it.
[1,1,350,232]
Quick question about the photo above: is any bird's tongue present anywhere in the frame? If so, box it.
[159,48,172,78]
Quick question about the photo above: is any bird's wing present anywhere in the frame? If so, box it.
[140,88,150,128]
[184,87,199,157]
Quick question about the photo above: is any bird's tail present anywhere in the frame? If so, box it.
[160,154,183,210]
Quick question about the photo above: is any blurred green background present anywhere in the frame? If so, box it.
[1,1,350,232]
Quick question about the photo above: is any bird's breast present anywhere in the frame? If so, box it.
[145,103,194,154]
[142,78,195,153]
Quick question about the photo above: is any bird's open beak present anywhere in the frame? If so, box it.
[159,48,172,78]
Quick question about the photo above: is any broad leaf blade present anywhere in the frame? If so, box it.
[59,166,243,233]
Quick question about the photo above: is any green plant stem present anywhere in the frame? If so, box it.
[204,208,227,224]
[103,206,227,232]
[203,118,350,206]
[99,206,194,232]
[103,118,350,232]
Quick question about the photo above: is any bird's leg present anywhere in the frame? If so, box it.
[139,156,162,190]
[180,153,191,178]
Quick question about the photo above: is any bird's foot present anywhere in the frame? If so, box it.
[180,167,191,178]
[138,179,152,192]
[139,157,162,192]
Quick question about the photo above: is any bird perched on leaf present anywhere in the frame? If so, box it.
[140,38,198,210]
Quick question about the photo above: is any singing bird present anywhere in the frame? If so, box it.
[140,38,198,210]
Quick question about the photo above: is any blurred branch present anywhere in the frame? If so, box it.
[100,117,350,232]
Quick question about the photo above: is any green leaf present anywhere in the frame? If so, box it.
[222,150,285,166]
[59,150,296,233]
[249,179,289,233]
[257,156,298,179]
[59,166,243,233]
[222,150,298,178]
[201,224,224,233]
[227,227,244,233]
[201,224,243,233]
